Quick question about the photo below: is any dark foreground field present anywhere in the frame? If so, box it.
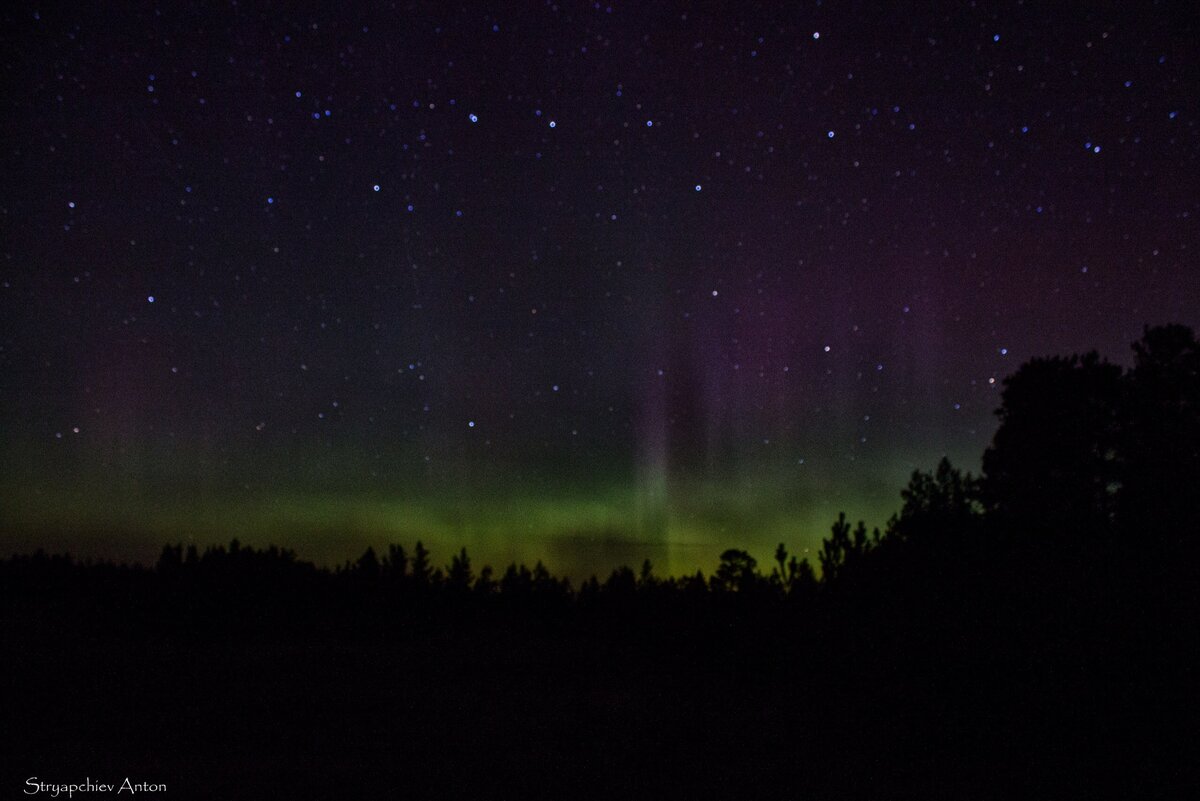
[2,570,1191,801]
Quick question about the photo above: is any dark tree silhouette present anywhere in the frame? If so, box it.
[474,564,496,596]
[981,352,1124,538]
[769,543,817,598]
[981,325,1200,552]
[638,558,655,588]
[411,540,433,587]
[818,513,876,582]
[355,546,381,579]
[789,556,817,596]
[1123,324,1200,548]
[713,549,760,592]
[446,547,474,593]
[603,564,636,594]
[382,544,408,582]
[889,457,981,544]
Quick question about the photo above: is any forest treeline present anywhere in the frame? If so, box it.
[3,326,1196,799]
[3,324,1196,630]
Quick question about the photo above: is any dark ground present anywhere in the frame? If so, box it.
[3,587,1191,800]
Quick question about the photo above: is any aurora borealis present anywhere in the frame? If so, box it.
[2,1,1198,578]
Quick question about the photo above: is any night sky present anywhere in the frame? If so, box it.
[2,1,1197,577]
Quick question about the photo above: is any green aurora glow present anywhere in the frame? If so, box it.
[1,439,977,579]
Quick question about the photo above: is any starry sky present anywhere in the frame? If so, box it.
[2,1,1198,577]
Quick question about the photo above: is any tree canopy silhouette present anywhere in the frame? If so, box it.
[890,457,981,544]
[982,324,1200,552]
[981,352,1124,538]
[1123,323,1200,548]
